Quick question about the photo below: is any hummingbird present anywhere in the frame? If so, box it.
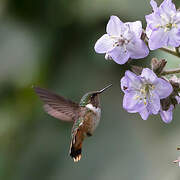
[34,84,112,162]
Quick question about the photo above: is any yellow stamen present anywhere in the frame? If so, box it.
[144,99,147,105]
[134,95,140,100]
[151,85,155,90]
[155,24,161,28]
[173,23,177,28]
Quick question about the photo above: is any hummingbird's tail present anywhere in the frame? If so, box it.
[70,144,82,162]
[69,129,84,162]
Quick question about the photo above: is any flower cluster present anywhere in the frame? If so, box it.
[94,0,180,123]
[94,0,180,64]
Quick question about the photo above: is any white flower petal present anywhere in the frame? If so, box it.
[139,108,150,120]
[127,39,149,59]
[154,78,173,99]
[108,46,130,64]
[106,16,124,36]
[94,34,114,53]
[141,68,157,83]
[126,21,142,38]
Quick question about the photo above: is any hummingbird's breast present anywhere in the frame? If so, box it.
[71,104,101,140]
[83,104,101,135]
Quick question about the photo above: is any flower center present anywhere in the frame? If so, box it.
[156,14,178,32]
[165,23,173,29]
[110,35,130,47]
[134,84,155,105]
[164,23,177,32]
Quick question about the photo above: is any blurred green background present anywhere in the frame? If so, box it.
[0,0,180,179]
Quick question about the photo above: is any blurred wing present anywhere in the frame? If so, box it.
[34,87,80,122]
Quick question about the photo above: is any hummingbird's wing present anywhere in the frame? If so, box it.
[34,87,80,122]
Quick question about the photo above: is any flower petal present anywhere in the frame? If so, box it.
[145,13,162,38]
[106,16,124,36]
[147,92,160,114]
[127,39,149,59]
[148,29,169,50]
[160,105,173,123]
[123,92,145,113]
[124,70,142,90]
[126,21,142,38]
[141,68,157,84]
[121,76,129,93]
[168,28,180,47]
[139,108,150,120]
[150,0,158,12]
[94,34,114,53]
[154,78,173,99]
[160,0,176,15]
[108,46,130,64]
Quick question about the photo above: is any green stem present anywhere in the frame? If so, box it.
[161,67,180,75]
[159,47,180,58]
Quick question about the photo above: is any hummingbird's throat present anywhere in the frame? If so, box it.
[86,104,101,115]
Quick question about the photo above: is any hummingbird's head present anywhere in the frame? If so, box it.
[79,84,112,107]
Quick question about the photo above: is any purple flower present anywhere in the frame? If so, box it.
[145,0,180,50]
[158,75,180,123]
[159,105,174,123]
[121,68,173,120]
[94,16,149,64]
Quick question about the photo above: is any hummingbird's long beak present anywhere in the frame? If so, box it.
[98,84,112,94]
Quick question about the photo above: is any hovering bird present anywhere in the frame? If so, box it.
[34,84,112,162]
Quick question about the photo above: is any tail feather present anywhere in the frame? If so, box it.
[70,144,82,162]
[70,129,84,162]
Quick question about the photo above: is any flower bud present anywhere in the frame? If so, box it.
[151,58,167,75]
